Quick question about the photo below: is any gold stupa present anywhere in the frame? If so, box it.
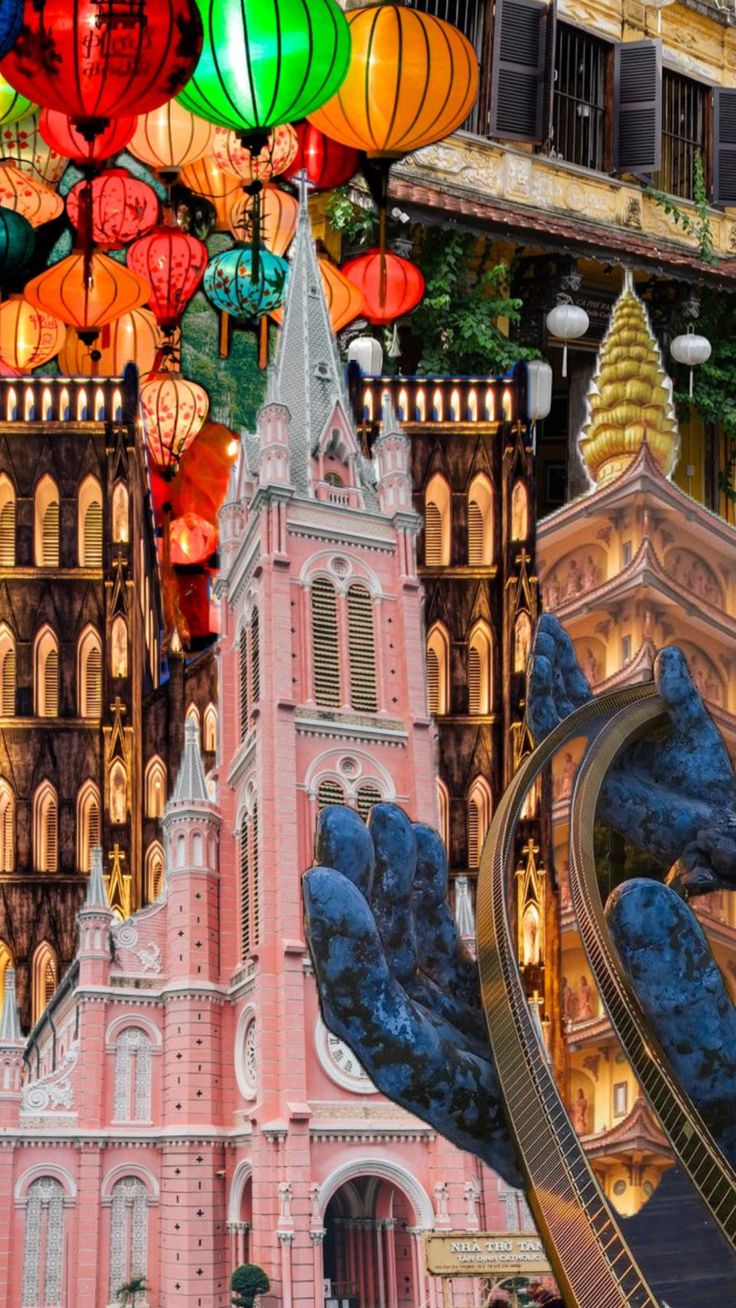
[578,270,680,487]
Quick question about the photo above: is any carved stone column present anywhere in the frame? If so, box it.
[383,1218,398,1308]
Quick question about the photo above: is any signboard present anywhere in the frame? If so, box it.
[425,1232,553,1278]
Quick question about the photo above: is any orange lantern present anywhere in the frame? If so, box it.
[271,255,363,333]
[308,6,478,159]
[173,419,240,522]
[140,371,209,471]
[129,101,214,179]
[169,512,217,566]
[179,155,242,231]
[212,123,298,184]
[0,296,66,371]
[0,110,68,186]
[229,184,298,257]
[58,308,161,378]
[0,163,63,227]
[24,252,151,344]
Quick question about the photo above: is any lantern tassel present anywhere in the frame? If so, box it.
[258,315,269,370]
[378,164,388,312]
[562,344,568,379]
[689,367,694,399]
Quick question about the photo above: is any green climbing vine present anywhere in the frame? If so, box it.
[643,153,716,265]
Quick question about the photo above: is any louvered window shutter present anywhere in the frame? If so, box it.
[88,799,100,871]
[312,579,341,707]
[614,39,662,174]
[44,958,56,1006]
[239,627,249,739]
[251,805,260,948]
[83,501,103,566]
[424,502,443,565]
[240,821,250,959]
[250,610,260,704]
[86,646,102,717]
[490,0,553,144]
[318,779,345,810]
[468,799,480,868]
[2,649,14,717]
[2,800,12,871]
[45,650,59,717]
[0,501,15,566]
[468,647,482,714]
[356,785,381,823]
[468,501,484,565]
[46,799,58,871]
[43,502,60,567]
[714,89,736,206]
[347,585,377,712]
[427,648,440,715]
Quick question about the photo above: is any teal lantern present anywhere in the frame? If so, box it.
[178,0,351,139]
[0,203,34,280]
[203,246,288,319]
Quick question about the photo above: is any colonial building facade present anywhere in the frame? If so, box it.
[0,204,539,1308]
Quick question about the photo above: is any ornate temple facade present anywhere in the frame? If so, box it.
[538,272,736,1216]
[0,373,215,1031]
[0,205,541,1308]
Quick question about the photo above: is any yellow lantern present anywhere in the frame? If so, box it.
[212,123,298,184]
[0,110,68,186]
[59,307,161,378]
[140,370,209,471]
[128,101,214,178]
[0,296,66,371]
[229,184,298,257]
[0,74,34,128]
[179,154,242,231]
[271,255,363,333]
[0,163,63,227]
[24,252,151,343]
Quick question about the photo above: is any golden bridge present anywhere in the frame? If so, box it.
[476,683,736,1308]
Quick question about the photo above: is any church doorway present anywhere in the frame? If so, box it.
[323,1176,420,1307]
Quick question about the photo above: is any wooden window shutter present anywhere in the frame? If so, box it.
[0,500,15,566]
[467,798,480,868]
[490,0,554,144]
[46,797,58,871]
[88,798,100,869]
[44,955,56,1006]
[347,584,377,712]
[468,646,482,714]
[44,649,59,717]
[240,820,250,959]
[250,609,260,705]
[467,500,484,565]
[714,89,736,206]
[251,804,260,948]
[311,579,341,707]
[85,645,102,717]
[318,779,344,810]
[427,648,440,715]
[356,784,381,823]
[2,799,12,871]
[424,502,443,565]
[2,649,14,717]
[239,627,249,739]
[83,500,103,566]
[613,39,662,174]
[42,502,60,567]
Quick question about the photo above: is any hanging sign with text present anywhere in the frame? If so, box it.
[425,1233,553,1278]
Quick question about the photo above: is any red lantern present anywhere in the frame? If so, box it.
[0,0,203,137]
[39,109,135,163]
[66,169,159,249]
[283,121,359,191]
[127,224,207,330]
[342,248,424,325]
[169,512,217,566]
[173,419,239,522]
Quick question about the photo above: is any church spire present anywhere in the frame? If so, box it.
[171,716,209,806]
[267,175,350,492]
[84,846,110,911]
[0,968,21,1042]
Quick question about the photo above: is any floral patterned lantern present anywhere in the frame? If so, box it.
[127,224,207,331]
[0,295,66,370]
[203,245,288,319]
[66,169,159,249]
[0,109,68,184]
[0,162,62,225]
[212,124,298,184]
[228,184,298,257]
[140,370,209,471]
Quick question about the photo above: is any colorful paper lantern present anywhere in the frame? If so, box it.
[0,0,21,61]
[179,155,241,232]
[1,0,203,136]
[212,124,298,184]
[271,255,363,334]
[0,295,66,370]
[0,162,62,226]
[178,0,350,136]
[308,5,478,158]
[140,370,209,471]
[0,202,33,278]
[66,169,159,249]
[0,109,68,184]
[24,250,151,343]
[169,512,217,565]
[342,249,425,325]
[39,108,135,164]
[173,418,239,522]
[203,246,288,320]
[127,224,207,330]
[282,121,359,191]
[229,184,298,257]
[0,71,33,127]
[128,101,214,178]
[58,307,160,377]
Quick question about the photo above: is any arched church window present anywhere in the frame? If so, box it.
[356,783,381,822]
[437,778,450,855]
[250,607,260,705]
[32,941,57,1025]
[111,482,129,543]
[467,623,492,715]
[146,843,164,901]
[514,611,532,674]
[312,578,341,707]
[426,623,450,716]
[78,474,103,567]
[467,473,493,565]
[113,1028,152,1122]
[108,1177,149,1302]
[78,626,102,716]
[34,475,60,567]
[0,625,15,716]
[424,473,451,566]
[111,615,128,678]
[35,627,59,717]
[77,780,101,873]
[239,805,260,961]
[317,778,345,810]
[0,475,15,566]
[21,1178,65,1307]
[347,583,377,711]
[203,704,217,753]
[109,761,127,825]
[239,626,249,739]
[0,782,13,871]
[33,782,58,872]
[511,480,528,542]
[467,777,492,870]
[145,756,166,819]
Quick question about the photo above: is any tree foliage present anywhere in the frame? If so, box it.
[668,286,736,498]
[231,1263,270,1308]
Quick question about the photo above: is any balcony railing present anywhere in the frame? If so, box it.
[0,376,129,425]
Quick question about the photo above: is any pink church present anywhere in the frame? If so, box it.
[0,204,529,1308]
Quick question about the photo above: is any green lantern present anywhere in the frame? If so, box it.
[178,0,351,138]
[0,73,35,128]
[0,205,35,281]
